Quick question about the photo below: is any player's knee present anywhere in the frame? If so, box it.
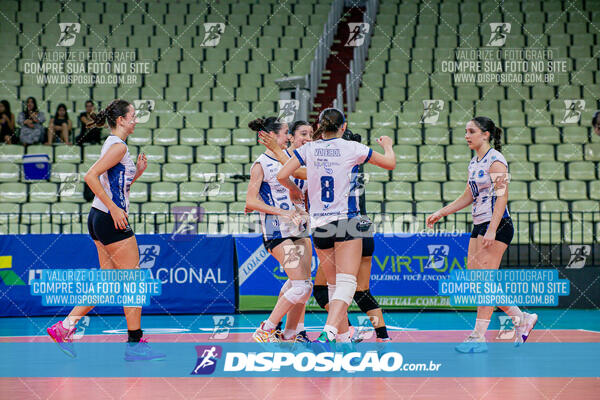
[313,285,329,309]
[279,279,292,296]
[331,273,357,306]
[353,289,380,313]
[283,280,313,304]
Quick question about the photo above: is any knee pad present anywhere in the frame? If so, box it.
[327,283,336,302]
[331,273,357,305]
[279,279,292,296]
[283,280,313,304]
[313,285,329,309]
[353,290,380,313]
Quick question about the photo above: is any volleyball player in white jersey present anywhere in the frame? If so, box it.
[246,117,313,343]
[258,120,313,342]
[277,108,396,345]
[47,99,164,361]
[427,116,538,353]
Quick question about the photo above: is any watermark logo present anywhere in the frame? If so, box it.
[134,100,155,123]
[201,23,225,47]
[58,174,80,197]
[420,100,444,124]
[138,245,160,269]
[346,23,370,46]
[487,23,511,47]
[561,100,585,124]
[210,316,234,339]
[57,23,81,47]
[171,206,204,240]
[496,315,518,339]
[566,245,591,269]
[72,316,90,339]
[191,345,222,375]
[490,172,511,197]
[356,315,378,340]
[277,100,299,123]
[347,171,369,197]
[282,244,305,269]
[425,245,449,269]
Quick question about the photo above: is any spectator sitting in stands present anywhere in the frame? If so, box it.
[0,100,16,144]
[75,100,102,145]
[18,97,45,146]
[46,103,72,145]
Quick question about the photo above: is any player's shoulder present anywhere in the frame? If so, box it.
[487,148,507,164]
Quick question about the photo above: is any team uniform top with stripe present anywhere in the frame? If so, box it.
[293,138,372,228]
[91,135,137,214]
[285,149,308,197]
[254,153,307,240]
[467,148,510,225]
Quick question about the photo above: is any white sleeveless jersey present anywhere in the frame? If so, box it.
[91,135,136,214]
[467,148,510,225]
[293,138,372,227]
[254,153,307,240]
[285,149,308,197]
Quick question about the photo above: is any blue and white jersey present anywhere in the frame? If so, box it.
[285,149,308,197]
[91,135,136,214]
[254,153,306,240]
[293,138,372,227]
[467,148,510,225]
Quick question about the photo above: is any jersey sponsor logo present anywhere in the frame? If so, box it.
[478,170,485,178]
[315,148,341,157]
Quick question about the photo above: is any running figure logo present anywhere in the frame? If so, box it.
[490,172,511,197]
[346,23,370,46]
[420,100,444,124]
[133,100,155,123]
[282,244,305,269]
[138,245,161,269]
[487,23,511,46]
[356,315,378,340]
[277,100,299,123]
[425,245,449,269]
[58,174,80,197]
[57,23,80,47]
[496,315,518,339]
[191,345,222,375]
[562,100,585,124]
[171,206,204,240]
[201,23,225,47]
[210,316,234,339]
[566,245,591,269]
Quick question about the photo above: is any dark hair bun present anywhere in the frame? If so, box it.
[248,118,265,132]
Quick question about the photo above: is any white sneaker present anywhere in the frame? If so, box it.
[514,312,538,346]
[455,334,488,353]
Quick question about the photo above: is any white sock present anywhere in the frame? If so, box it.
[283,328,297,340]
[324,324,338,341]
[297,323,305,332]
[337,330,351,342]
[62,317,74,329]
[473,319,491,338]
[503,306,524,325]
[262,320,276,331]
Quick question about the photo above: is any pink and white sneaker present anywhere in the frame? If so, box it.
[515,312,538,346]
[47,321,77,358]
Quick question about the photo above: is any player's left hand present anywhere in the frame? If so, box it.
[136,153,147,174]
[482,230,496,247]
[258,130,277,151]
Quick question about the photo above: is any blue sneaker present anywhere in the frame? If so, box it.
[455,334,488,353]
[312,332,335,353]
[124,339,166,361]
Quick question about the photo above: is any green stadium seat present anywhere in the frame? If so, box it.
[414,182,441,201]
[50,163,78,183]
[197,147,222,163]
[0,145,24,163]
[585,144,600,161]
[186,114,210,129]
[232,129,256,146]
[141,145,165,163]
[572,200,600,221]
[208,182,235,202]
[83,145,102,163]
[0,163,19,182]
[59,183,85,203]
[393,145,418,162]
[446,145,471,162]
[568,161,597,180]
[391,164,418,182]
[180,182,207,202]
[153,128,178,146]
[150,182,178,202]
[162,163,189,182]
[528,144,555,162]
[509,181,529,201]
[54,146,81,163]
[130,183,149,203]
[202,202,228,213]
[218,163,244,181]
[557,144,583,162]
[26,145,53,162]
[513,221,531,244]
[228,202,246,213]
[508,162,535,181]
[424,128,450,145]
[385,201,412,213]
[416,201,443,215]
[224,146,250,164]
[138,163,161,183]
[563,127,588,144]
[61,223,87,234]
[235,182,248,202]
[206,129,231,146]
[529,181,557,201]
[535,127,561,144]
[449,162,468,181]
[540,200,570,221]
[180,129,205,146]
[563,221,595,244]
[167,146,194,163]
[503,145,527,161]
[51,203,80,224]
[365,182,384,201]
[559,180,587,200]
[29,223,61,234]
[420,163,446,181]
[443,181,466,202]
[385,182,412,201]
[537,161,565,180]
[21,202,51,224]
[141,202,170,223]
[419,145,445,162]
[364,163,389,182]
[29,182,57,203]
[190,164,217,182]
[532,221,562,244]
[510,200,539,222]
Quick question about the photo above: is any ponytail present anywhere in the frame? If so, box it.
[248,116,282,133]
[87,99,131,129]
[314,108,345,140]
[492,126,502,151]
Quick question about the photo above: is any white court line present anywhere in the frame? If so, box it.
[577,329,600,333]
